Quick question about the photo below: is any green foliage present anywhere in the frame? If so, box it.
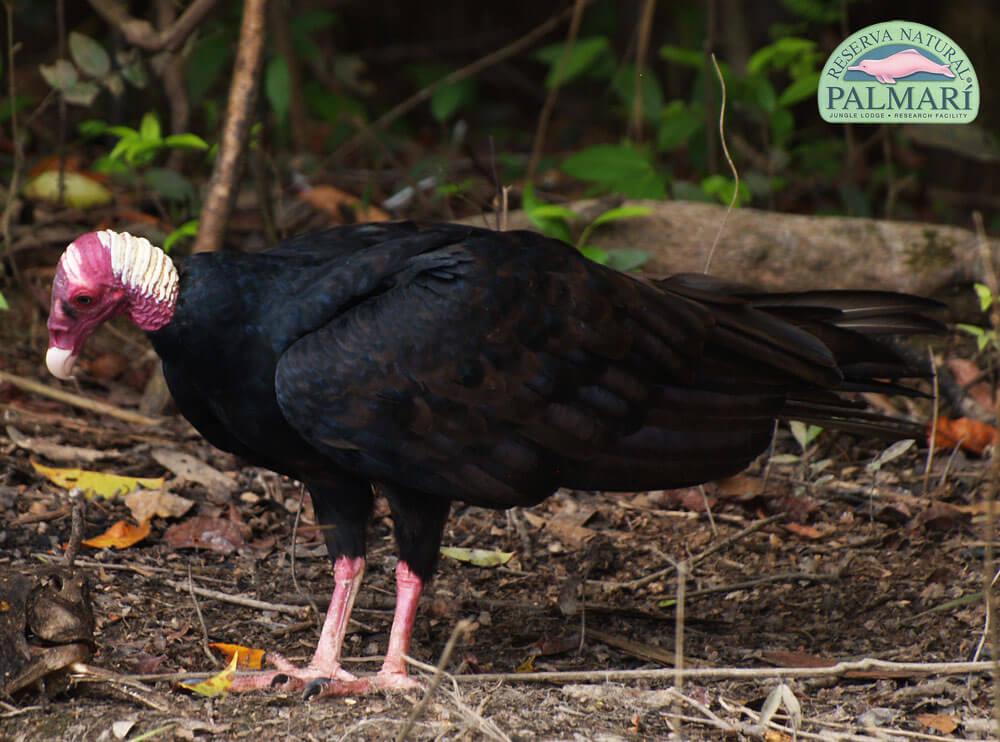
[40,31,144,106]
[266,57,292,124]
[522,185,652,271]
[431,78,476,122]
[700,175,751,206]
[957,283,1000,352]
[536,37,613,88]
[0,290,8,311]
[164,220,200,253]
[561,144,666,200]
[789,420,823,451]
[81,113,208,168]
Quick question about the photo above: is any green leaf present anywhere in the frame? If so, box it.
[529,204,579,222]
[591,205,652,227]
[163,220,199,253]
[777,71,820,108]
[163,133,209,150]
[0,290,8,310]
[39,59,78,91]
[700,175,751,207]
[139,112,161,142]
[440,547,514,568]
[975,283,993,312]
[430,78,475,122]
[658,100,704,152]
[561,144,666,199]
[747,37,816,75]
[579,246,609,264]
[537,37,611,88]
[69,31,110,78]
[604,249,650,272]
[186,32,231,105]
[117,50,148,88]
[144,168,195,202]
[266,56,291,123]
[770,108,794,146]
[612,64,663,121]
[658,45,704,68]
[789,420,823,451]
[62,81,100,107]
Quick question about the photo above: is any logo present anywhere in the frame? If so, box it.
[818,21,979,124]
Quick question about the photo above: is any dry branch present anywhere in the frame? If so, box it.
[526,0,587,182]
[87,0,217,52]
[447,658,998,685]
[0,370,160,426]
[193,0,268,253]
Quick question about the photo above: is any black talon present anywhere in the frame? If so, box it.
[270,673,290,688]
[303,678,330,701]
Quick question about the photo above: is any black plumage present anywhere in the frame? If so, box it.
[150,221,941,576]
[121,220,940,694]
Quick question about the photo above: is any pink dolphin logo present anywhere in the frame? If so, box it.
[848,48,955,84]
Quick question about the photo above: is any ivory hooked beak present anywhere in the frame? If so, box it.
[46,346,78,380]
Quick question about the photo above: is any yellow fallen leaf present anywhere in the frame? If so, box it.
[439,547,514,568]
[209,642,265,670]
[181,652,239,697]
[32,459,164,499]
[24,170,113,209]
[82,519,151,549]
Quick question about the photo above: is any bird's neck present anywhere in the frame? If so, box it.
[126,284,177,331]
[97,229,179,331]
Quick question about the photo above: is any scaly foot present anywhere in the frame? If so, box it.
[303,669,422,700]
[229,652,358,693]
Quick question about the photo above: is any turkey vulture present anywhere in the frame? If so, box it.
[46,222,941,698]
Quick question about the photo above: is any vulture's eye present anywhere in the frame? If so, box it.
[73,295,93,306]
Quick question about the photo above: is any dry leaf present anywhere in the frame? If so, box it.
[299,184,390,224]
[714,475,765,499]
[124,490,195,523]
[83,519,151,549]
[784,522,824,539]
[180,652,238,697]
[151,449,235,495]
[916,713,958,734]
[945,358,994,411]
[929,417,998,455]
[209,642,265,670]
[32,459,163,499]
[24,170,113,209]
[7,426,113,463]
[439,547,514,568]
[164,516,245,554]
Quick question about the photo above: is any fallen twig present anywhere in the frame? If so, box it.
[164,579,310,618]
[597,513,784,590]
[69,662,172,712]
[0,370,160,426]
[445,658,998,684]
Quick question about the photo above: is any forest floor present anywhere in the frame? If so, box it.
[0,306,997,742]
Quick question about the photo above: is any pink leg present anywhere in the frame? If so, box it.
[309,561,424,698]
[231,556,366,694]
[376,561,423,687]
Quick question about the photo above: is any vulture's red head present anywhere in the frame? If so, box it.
[47,230,178,379]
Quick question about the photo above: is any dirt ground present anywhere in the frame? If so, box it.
[1,320,998,741]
